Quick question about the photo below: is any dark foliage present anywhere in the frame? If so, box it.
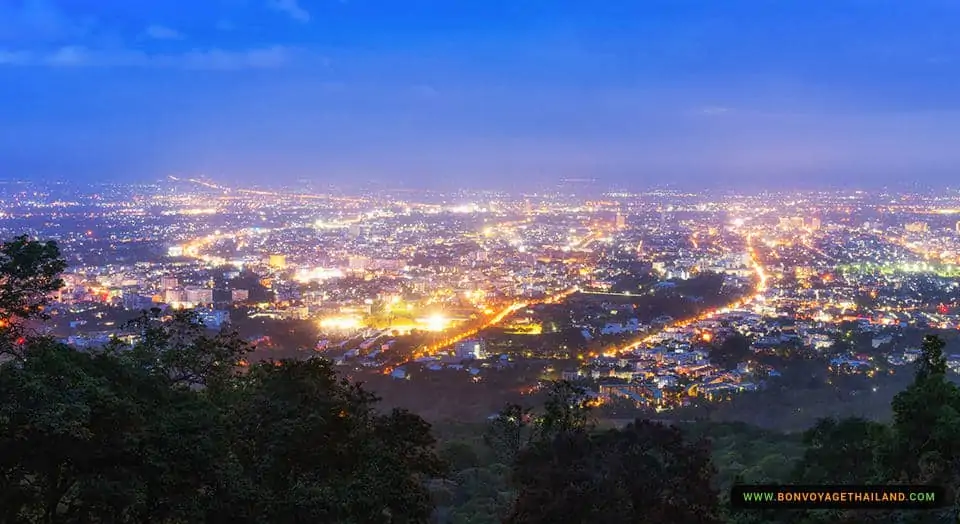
[0,237,442,524]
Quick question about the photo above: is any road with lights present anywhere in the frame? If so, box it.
[411,286,580,360]
[608,232,769,356]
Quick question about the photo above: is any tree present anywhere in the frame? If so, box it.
[888,335,960,482]
[534,380,593,441]
[484,404,535,465]
[0,235,66,324]
[792,417,890,484]
[0,236,445,523]
[914,334,947,380]
[506,420,721,524]
[220,358,443,523]
[0,337,228,523]
[439,441,482,472]
[711,333,752,370]
[0,235,67,360]
[113,309,251,390]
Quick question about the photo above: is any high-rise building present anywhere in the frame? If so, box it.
[615,212,627,229]
[268,254,287,269]
[809,217,821,231]
[165,288,185,305]
[184,286,213,305]
[160,276,179,290]
[956,221,960,234]
[231,289,249,302]
[905,222,929,233]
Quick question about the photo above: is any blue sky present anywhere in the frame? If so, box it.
[1,0,959,189]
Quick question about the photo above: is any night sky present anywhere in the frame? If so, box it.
[2,0,959,190]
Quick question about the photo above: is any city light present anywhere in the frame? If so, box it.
[319,316,364,331]
[421,314,450,332]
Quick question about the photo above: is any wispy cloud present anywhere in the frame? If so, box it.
[0,45,293,70]
[144,25,184,41]
[0,0,97,43]
[698,106,733,116]
[268,0,311,23]
[0,50,30,65]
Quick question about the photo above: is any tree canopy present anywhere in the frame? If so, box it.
[0,237,442,523]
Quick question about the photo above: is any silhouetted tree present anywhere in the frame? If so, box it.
[711,333,753,370]
[792,417,890,484]
[507,420,721,524]
[0,237,444,524]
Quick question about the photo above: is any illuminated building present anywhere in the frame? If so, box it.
[905,221,928,233]
[185,286,213,305]
[160,276,179,290]
[454,339,487,360]
[196,308,230,328]
[778,217,805,230]
[615,212,626,229]
[164,289,184,304]
[231,289,249,302]
[268,254,287,269]
[808,217,821,230]
[349,256,369,271]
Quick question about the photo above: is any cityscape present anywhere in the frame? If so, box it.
[5,0,960,521]
[8,179,960,423]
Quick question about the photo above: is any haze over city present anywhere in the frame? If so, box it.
[3,0,960,188]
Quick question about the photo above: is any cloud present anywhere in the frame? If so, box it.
[268,0,311,23]
[0,45,293,70]
[0,50,30,65]
[698,106,733,116]
[46,45,88,66]
[0,0,97,43]
[144,25,184,40]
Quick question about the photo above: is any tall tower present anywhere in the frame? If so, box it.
[615,212,626,229]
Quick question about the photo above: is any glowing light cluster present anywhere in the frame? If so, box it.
[294,267,345,283]
[319,316,363,331]
[420,314,451,332]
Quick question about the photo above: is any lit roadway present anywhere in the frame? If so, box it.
[608,232,768,356]
[408,223,608,359]
[412,286,580,360]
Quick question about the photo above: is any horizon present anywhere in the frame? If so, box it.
[1,176,960,195]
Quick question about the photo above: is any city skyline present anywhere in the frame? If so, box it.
[3,1,960,188]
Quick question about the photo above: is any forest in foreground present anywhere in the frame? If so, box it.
[1,236,958,524]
